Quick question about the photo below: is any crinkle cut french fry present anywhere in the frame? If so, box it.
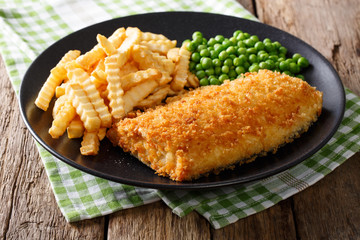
[140,39,177,55]
[97,127,107,141]
[136,84,171,108]
[35,50,80,111]
[105,54,125,119]
[80,131,100,155]
[119,61,139,77]
[123,79,158,114]
[66,62,112,128]
[97,34,116,55]
[66,83,101,132]
[115,27,141,68]
[170,42,191,91]
[67,116,85,139]
[76,27,126,70]
[121,68,161,91]
[132,45,174,85]
[49,99,76,139]
[55,82,67,98]
[132,45,175,73]
[187,72,200,88]
[52,94,68,118]
[167,48,180,63]
[141,31,168,41]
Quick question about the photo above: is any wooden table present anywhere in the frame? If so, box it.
[1,0,359,239]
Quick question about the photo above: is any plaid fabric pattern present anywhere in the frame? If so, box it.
[1,0,359,229]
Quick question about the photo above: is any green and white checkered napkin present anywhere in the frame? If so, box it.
[1,0,359,229]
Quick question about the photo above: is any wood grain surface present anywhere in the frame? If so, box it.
[0,0,359,239]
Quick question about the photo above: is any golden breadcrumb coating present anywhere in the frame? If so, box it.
[107,70,323,181]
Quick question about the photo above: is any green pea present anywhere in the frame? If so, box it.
[192,31,203,40]
[254,41,265,51]
[243,61,250,70]
[210,50,218,59]
[258,53,269,61]
[226,46,237,55]
[187,41,198,52]
[193,36,203,45]
[265,59,275,69]
[268,55,278,62]
[229,69,237,79]
[259,61,269,69]
[250,35,259,42]
[297,57,309,68]
[233,57,242,66]
[229,54,236,59]
[214,43,223,52]
[218,51,229,61]
[200,49,210,57]
[249,63,260,72]
[292,53,302,62]
[233,30,243,38]
[235,66,246,74]
[195,63,203,71]
[246,47,257,55]
[205,68,215,76]
[197,44,207,51]
[200,57,213,69]
[236,33,247,41]
[264,43,274,52]
[221,65,230,74]
[238,54,247,63]
[182,39,191,46]
[243,33,250,39]
[214,66,222,75]
[279,61,289,71]
[263,38,272,44]
[212,58,222,67]
[273,41,281,49]
[210,77,220,85]
[244,39,255,47]
[229,37,237,45]
[223,58,233,67]
[196,70,206,79]
[237,47,247,55]
[199,78,209,86]
[219,74,229,82]
[222,39,232,48]
[215,35,225,42]
[249,54,258,64]
[208,38,217,46]
[237,41,246,48]
[191,52,201,62]
[279,46,287,55]
[289,62,300,73]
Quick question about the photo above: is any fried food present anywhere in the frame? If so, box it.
[107,70,323,181]
[35,26,191,156]
[35,50,80,111]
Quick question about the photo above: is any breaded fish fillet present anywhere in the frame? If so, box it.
[107,70,323,181]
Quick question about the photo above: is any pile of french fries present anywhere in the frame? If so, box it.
[34,27,199,155]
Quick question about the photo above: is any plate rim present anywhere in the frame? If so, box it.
[19,11,345,190]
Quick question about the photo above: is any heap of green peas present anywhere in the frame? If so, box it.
[184,30,310,86]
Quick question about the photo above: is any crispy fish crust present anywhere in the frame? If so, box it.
[107,70,323,181]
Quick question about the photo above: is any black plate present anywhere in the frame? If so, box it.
[19,12,345,190]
